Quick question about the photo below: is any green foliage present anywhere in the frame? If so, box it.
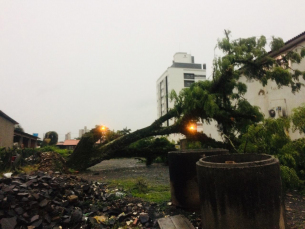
[270,36,285,51]
[117,127,131,136]
[36,145,72,159]
[187,141,203,149]
[280,166,302,189]
[128,137,175,165]
[239,112,305,189]
[291,104,305,134]
[43,131,58,146]
[14,124,24,132]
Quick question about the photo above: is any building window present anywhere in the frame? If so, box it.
[184,80,194,87]
[184,73,195,79]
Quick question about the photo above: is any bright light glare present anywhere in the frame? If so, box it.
[101,126,106,131]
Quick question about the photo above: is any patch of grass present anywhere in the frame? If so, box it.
[36,146,72,159]
[108,177,170,203]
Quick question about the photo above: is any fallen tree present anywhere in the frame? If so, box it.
[67,31,305,170]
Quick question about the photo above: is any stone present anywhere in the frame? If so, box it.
[31,219,42,228]
[139,213,149,224]
[14,207,24,215]
[30,215,39,223]
[39,199,49,207]
[1,216,17,229]
[67,195,78,203]
[70,209,82,224]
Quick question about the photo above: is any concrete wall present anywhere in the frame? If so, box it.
[0,116,15,148]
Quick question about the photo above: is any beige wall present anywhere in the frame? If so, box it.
[0,116,15,148]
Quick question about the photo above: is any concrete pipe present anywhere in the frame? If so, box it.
[168,149,229,211]
[196,154,286,229]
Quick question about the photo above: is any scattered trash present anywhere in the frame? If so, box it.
[3,172,13,178]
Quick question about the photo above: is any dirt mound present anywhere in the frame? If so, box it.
[38,152,69,173]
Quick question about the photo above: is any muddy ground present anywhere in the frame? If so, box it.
[77,158,305,229]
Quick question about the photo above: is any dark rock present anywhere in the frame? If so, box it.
[31,214,39,223]
[44,213,51,224]
[31,219,42,228]
[70,209,82,224]
[22,212,30,218]
[28,176,37,180]
[16,216,28,225]
[51,216,61,222]
[7,209,16,217]
[39,199,49,207]
[3,185,15,192]
[14,207,24,215]
[82,184,90,192]
[32,193,40,200]
[0,216,17,229]
[139,213,149,224]
[21,197,29,202]
[2,178,12,185]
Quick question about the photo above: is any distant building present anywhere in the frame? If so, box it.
[56,139,80,150]
[79,126,88,138]
[65,132,71,140]
[79,129,85,138]
[0,110,18,148]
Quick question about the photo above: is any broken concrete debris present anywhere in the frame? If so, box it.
[0,171,162,228]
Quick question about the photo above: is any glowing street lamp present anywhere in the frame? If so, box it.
[100,126,106,131]
[187,123,197,132]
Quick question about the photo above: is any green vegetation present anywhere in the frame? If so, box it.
[239,104,305,189]
[127,137,175,165]
[35,145,72,159]
[42,131,59,146]
[108,177,170,203]
[14,124,24,132]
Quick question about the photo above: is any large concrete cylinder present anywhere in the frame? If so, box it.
[168,149,229,211]
[196,154,286,229]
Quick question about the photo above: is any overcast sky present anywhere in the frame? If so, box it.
[1,0,304,141]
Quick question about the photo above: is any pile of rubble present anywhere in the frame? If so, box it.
[38,152,69,173]
[0,171,164,229]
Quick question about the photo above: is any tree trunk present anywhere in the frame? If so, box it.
[66,110,180,170]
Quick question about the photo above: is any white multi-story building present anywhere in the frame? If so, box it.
[156,52,213,142]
